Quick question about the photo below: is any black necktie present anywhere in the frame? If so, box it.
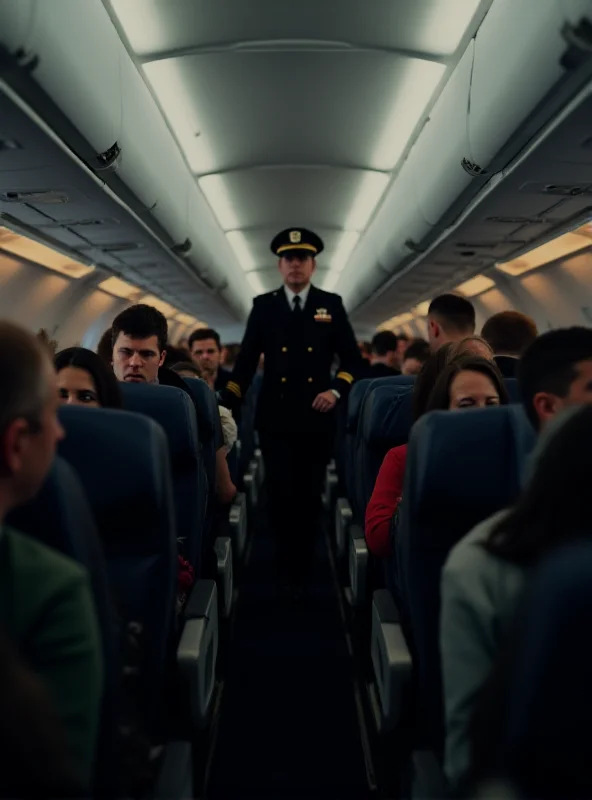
[293,295,302,315]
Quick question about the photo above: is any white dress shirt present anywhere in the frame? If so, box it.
[284,283,311,310]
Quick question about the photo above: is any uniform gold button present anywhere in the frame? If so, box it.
[307,346,313,352]
[281,377,287,383]
[308,377,313,383]
[282,346,287,352]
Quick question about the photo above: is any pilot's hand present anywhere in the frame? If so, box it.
[312,390,337,413]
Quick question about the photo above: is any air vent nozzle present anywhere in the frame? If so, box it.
[462,158,488,177]
[95,142,121,173]
[172,238,192,256]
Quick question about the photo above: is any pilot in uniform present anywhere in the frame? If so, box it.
[220,227,362,593]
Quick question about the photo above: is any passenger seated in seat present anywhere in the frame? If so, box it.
[425,356,507,412]
[0,322,102,788]
[441,404,592,789]
[427,294,476,352]
[365,345,453,557]
[481,310,538,378]
[55,347,122,408]
[401,339,430,375]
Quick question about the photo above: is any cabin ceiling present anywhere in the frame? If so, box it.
[104,0,489,298]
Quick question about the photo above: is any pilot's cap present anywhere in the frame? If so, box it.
[270,228,324,258]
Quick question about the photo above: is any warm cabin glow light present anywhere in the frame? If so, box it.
[455,274,495,297]
[414,300,431,316]
[98,276,139,299]
[0,226,94,278]
[175,312,198,326]
[497,224,592,277]
[139,295,177,317]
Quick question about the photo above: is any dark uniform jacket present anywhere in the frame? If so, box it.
[221,285,362,434]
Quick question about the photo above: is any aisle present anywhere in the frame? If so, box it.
[205,509,371,799]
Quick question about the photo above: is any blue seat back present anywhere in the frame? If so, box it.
[8,457,120,795]
[397,404,536,752]
[357,385,414,517]
[345,375,415,508]
[57,406,177,706]
[504,377,520,403]
[120,382,204,572]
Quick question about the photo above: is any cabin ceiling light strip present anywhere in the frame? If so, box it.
[139,294,177,317]
[175,312,198,326]
[226,230,255,271]
[0,225,94,278]
[496,224,592,277]
[98,276,140,299]
[344,173,390,232]
[371,59,445,172]
[331,231,360,272]
[323,270,340,292]
[455,274,495,297]
[414,300,431,317]
[246,271,265,295]
[143,60,216,174]
[199,174,240,230]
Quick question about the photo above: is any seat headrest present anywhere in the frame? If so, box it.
[120,382,198,464]
[362,385,414,449]
[183,377,217,443]
[57,406,175,553]
[347,375,415,432]
[407,404,536,528]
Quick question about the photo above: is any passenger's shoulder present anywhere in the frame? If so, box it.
[4,527,87,590]
[444,510,509,577]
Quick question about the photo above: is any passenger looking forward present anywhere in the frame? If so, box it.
[55,347,122,409]
[0,322,102,789]
[441,326,592,787]
[427,294,476,352]
[189,327,230,392]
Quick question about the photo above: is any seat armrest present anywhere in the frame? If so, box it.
[178,580,219,729]
[228,492,247,558]
[154,741,192,800]
[347,523,368,608]
[243,460,258,508]
[335,497,352,558]
[214,536,233,618]
[369,590,412,733]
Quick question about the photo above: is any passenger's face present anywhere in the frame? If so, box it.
[57,366,100,407]
[191,338,221,376]
[448,370,501,410]
[5,362,65,505]
[112,332,165,383]
[535,359,592,428]
[279,253,316,291]
[402,357,424,376]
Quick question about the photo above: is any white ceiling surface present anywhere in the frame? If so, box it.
[105,0,489,298]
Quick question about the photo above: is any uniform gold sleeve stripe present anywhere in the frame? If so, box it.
[276,243,318,254]
[336,371,354,384]
[226,382,242,398]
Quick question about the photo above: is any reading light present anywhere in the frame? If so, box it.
[0,226,94,279]
[496,225,592,277]
[98,276,140,300]
[226,231,256,271]
[139,295,177,317]
[454,274,495,297]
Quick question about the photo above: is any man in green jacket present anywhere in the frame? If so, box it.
[0,322,102,789]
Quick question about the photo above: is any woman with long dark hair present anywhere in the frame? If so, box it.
[441,404,592,788]
[55,347,122,409]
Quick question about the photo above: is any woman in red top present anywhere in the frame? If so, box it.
[365,350,500,557]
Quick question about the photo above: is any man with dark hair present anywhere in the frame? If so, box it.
[518,327,592,430]
[427,294,476,352]
[111,304,167,384]
[0,322,101,788]
[401,339,430,375]
[481,311,538,377]
[367,331,401,377]
[188,328,230,392]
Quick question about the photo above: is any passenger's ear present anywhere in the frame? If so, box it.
[2,418,29,476]
[159,349,166,368]
[532,391,561,427]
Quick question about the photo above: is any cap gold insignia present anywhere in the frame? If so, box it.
[289,230,301,243]
[314,307,332,322]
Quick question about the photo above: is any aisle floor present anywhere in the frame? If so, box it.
[205,509,371,799]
